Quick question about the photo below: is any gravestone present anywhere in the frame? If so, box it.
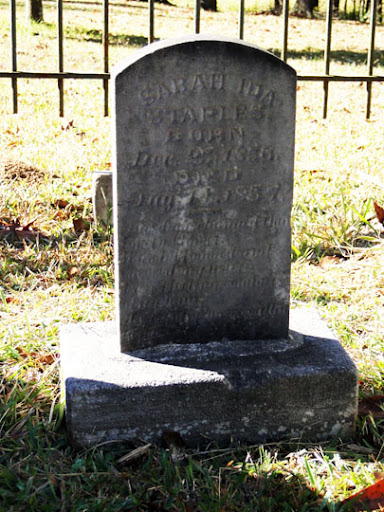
[61,35,358,447]
[92,171,113,226]
[114,36,294,351]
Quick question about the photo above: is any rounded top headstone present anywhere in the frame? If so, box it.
[112,35,296,351]
[113,34,296,80]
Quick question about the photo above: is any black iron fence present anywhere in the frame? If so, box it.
[0,0,383,118]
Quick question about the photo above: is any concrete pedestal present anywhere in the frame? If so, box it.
[60,308,357,448]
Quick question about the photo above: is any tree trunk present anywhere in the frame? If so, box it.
[26,0,43,22]
[333,0,340,14]
[201,0,217,11]
[273,0,283,15]
[292,0,318,16]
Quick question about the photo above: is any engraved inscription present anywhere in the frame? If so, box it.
[139,73,225,105]
[114,40,295,348]
[138,73,275,107]
[166,125,244,144]
[147,103,265,125]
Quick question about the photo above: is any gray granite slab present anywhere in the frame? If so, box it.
[113,35,296,351]
[61,308,358,447]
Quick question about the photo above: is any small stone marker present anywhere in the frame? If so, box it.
[61,35,358,447]
[92,171,113,226]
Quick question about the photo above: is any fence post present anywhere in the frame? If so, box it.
[195,0,201,33]
[281,0,289,62]
[149,0,155,43]
[10,0,18,113]
[57,0,64,117]
[239,0,245,39]
[323,0,333,118]
[366,0,377,119]
[103,0,109,116]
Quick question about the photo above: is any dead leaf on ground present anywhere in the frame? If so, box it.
[0,219,43,241]
[4,295,19,304]
[73,217,90,233]
[359,395,384,419]
[341,477,384,511]
[53,210,71,221]
[16,347,57,365]
[61,120,75,130]
[54,199,70,209]
[374,202,384,226]
[319,255,343,269]
[53,199,84,212]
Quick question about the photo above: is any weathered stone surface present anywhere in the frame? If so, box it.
[61,308,358,448]
[92,171,113,226]
[113,36,296,351]
[61,36,358,448]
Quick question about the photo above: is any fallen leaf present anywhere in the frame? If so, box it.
[54,199,70,209]
[61,120,74,130]
[36,353,57,365]
[16,347,57,365]
[359,395,384,419]
[341,478,384,511]
[374,202,384,225]
[0,219,41,241]
[319,255,342,269]
[73,217,90,233]
[68,266,80,276]
[53,210,70,221]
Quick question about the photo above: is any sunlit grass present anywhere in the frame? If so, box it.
[1,0,384,510]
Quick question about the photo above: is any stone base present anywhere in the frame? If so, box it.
[92,171,113,226]
[60,308,358,448]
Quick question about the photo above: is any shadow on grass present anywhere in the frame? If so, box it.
[1,348,381,510]
[50,23,384,65]
[0,368,345,512]
[271,47,384,66]
[65,26,148,47]
[0,230,113,289]
[44,0,173,7]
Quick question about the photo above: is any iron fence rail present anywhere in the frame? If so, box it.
[1,0,383,117]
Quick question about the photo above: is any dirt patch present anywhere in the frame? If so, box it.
[0,158,45,183]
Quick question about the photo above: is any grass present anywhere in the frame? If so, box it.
[1,0,384,510]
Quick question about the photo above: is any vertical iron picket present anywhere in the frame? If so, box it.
[195,0,201,34]
[149,0,154,43]
[281,0,289,62]
[323,0,333,118]
[239,0,245,39]
[367,0,377,119]
[10,0,17,113]
[103,0,109,116]
[58,0,64,117]
[2,0,383,117]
